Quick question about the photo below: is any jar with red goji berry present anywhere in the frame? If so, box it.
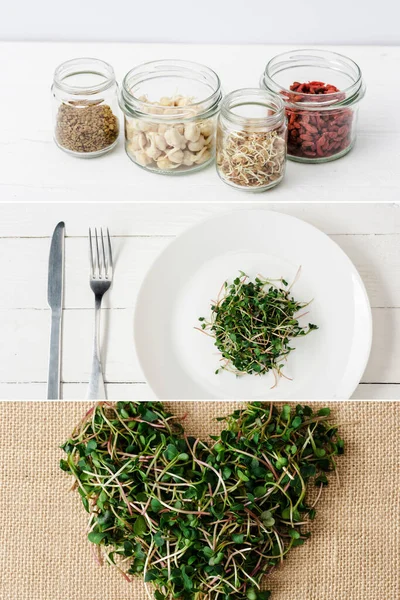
[260,50,365,163]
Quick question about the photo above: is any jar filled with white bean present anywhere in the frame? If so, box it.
[120,60,222,174]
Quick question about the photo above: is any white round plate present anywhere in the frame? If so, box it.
[134,209,372,400]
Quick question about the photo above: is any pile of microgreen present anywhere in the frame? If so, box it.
[61,401,343,600]
[197,272,318,386]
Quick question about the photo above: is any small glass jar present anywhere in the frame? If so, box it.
[51,58,120,157]
[260,49,365,163]
[119,60,222,175]
[216,89,287,192]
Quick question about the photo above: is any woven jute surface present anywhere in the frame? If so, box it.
[0,401,399,600]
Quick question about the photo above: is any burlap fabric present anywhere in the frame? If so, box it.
[0,401,399,600]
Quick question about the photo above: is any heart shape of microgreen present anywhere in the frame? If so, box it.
[61,401,343,600]
[197,271,318,387]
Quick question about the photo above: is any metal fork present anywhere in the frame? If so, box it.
[87,228,113,400]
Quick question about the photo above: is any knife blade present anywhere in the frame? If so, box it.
[47,221,65,399]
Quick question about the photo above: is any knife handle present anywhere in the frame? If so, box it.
[47,310,62,400]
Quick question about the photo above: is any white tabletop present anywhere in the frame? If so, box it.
[0,201,399,400]
[1,42,399,203]
[0,42,399,399]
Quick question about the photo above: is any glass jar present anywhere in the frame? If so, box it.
[260,49,365,163]
[216,89,287,192]
[51,58,120,157]
[119,60,222,174]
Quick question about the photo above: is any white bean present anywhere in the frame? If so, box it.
[194,147,211,164]
[182,150,195,166]
[146,139,162,160]
[167,148,184,164]
[188,135,205,152]
[165,127,185,148]
[200,121,213,137]
[157,157,178,170]
[184,123,201,142]
[154,134,167,151]
[134,150,153,167]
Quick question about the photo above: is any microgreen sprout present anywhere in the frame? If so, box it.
[197,271,318,386]
[61,401,342,600]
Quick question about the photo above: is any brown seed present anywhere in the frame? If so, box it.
[55,102,119,154]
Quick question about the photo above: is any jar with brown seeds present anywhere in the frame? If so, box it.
[52,58,120,157]
[216,89,287,191]
[120,60,222,174]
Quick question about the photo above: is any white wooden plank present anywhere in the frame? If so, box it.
[363,308,400,384]
[0,135,398,204]
[1,203,400,238]
[351,385,400,400]
[0,237,171,309]
[0,307,398,388]
[0,233,398,309]
[0,308,143,383]
[0,383,155,400]
[330,234,400,308]
[0,383,397,401]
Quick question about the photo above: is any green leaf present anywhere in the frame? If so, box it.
[134,515,148,536]
[181,566,193,591]
[254,485,266,497]
[150,498,163,513]
[143,409,159,422]
[85,439,97,453]
[318,407,331,417]
[88,531,106,545]
[164,444,179,461]
[203,547,214,559]
[154,531,165,547]
[222,466,232,479]
[289,529,300,539]
[291,416,302,428]
[209,551,224,566]
[237,469,250,482]
[144,569,158,582]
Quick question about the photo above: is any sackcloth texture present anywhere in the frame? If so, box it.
[0,401,399,600]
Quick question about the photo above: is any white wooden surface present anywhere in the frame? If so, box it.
[0,202,399,400]
[1,43,399,203]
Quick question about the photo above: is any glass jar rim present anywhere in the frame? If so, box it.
[262,49,365,109]
[220,88,285,128]
[120,59,222,120]
[53,57,116,95]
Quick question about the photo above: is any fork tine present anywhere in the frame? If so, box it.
[89,228,95,277]
[89,227,113,280]
[95,228,101,277]
[100,228,107,278]
[107,228,113,274]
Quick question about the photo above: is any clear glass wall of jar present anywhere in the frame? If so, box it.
[260,49,365,163]
[52,58,120,157]
[216,89,287,192]
[119,60,222,175]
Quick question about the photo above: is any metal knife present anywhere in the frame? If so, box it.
[47,221,65,399]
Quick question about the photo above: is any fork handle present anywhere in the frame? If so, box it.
[47,310,62,400]
[87,295,107,400]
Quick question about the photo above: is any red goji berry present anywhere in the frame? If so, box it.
[282,81,353,160]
